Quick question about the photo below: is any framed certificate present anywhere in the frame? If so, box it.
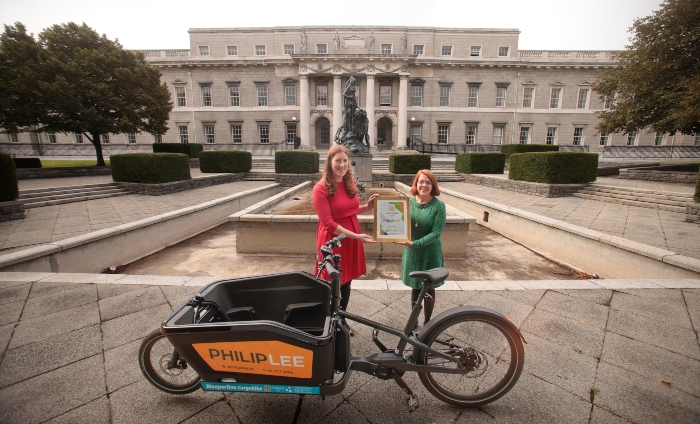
[373,197,411,243]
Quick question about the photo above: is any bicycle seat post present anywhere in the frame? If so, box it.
[395,281,430,354]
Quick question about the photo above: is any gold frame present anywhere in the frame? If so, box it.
[373,196,411,243]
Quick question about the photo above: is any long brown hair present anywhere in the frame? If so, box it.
[410,169,440,196]
[321,145,357,197]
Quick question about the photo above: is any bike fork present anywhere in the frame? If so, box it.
[391,370,419,412]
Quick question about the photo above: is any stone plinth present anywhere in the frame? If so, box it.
[0,200,25,221]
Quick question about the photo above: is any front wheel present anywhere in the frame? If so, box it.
[139,328,201,394]
[417,313,524,407]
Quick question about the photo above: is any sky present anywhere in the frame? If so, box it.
[0,0,663,51]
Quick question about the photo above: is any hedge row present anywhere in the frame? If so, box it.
[509,152,598,184]
[13,158,42,168]
[695,172,700,203]
[199,150,252,173]
[389,154,430,174]
[275,151,320,174]
[111,153,191,183]
[501,144,559,160]
[152,143,203,159]
[455,152,506,174]
[0,153,19,201]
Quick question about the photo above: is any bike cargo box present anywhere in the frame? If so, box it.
[161,271,335,386]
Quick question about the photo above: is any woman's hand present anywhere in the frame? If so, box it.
[366,194,378,210]
[394,241,414,247]
[357,233,376,244]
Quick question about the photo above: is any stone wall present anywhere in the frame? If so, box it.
[687,203,700,223]
[0,201,25,222]
[461,174,586,197]
[118,173,244,195]
[619,169,698,184]
[275,173,322,187]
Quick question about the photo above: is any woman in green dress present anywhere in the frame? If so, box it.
[396,169,446,325]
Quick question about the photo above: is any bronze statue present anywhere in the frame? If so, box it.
[334,76,371,154]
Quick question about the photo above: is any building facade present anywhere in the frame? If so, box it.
[3,26,699,156]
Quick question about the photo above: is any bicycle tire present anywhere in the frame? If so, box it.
[139,328,201,394]
[416,312,524,407]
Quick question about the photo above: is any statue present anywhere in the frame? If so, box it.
[300,31,307,50]
[368,31,375,51]
[401,30,408,53]
[334,76,371,154]
[334,31,341,50]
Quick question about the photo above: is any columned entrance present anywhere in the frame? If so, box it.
[376,117,393,150]
[314,116,331,149]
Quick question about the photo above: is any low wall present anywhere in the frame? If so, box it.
[0,184,284,273]
[275,173,322,187]
[460,174,586,198]
[118,173,244,195]
[17,166,112,180]
[687,203,700,223]
[440,188,700,279]
[619,167,699,184]
[0,200,25,222]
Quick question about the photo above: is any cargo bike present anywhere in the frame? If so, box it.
[139,234,526,413]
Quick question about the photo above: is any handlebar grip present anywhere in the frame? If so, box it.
[324,262,340,281]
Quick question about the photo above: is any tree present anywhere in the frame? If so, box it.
[0,22,172,165]
[593,0,700,136]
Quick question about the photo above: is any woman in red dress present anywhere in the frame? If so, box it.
[313,145,377,330]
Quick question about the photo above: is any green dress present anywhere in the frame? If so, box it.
[401,197,447,289]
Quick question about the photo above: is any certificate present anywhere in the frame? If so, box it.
[373,197,411,243]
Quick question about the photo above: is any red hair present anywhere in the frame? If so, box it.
[321,145,357,197]
[410,169,440,196]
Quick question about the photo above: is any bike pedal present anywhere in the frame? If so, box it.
[407,394,419,412]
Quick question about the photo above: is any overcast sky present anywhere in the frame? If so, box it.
[1,0,663,51]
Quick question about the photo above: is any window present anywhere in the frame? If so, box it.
[465,124,477,145]
[201,86,212,107]
[175,87,186,107]
[411,85,423,106]
[626,132,637,146]
[178,125,189,143]
[379,85,391,106]
[381,44,392,54]
[316,44,327,54]
[496,87,507,107]
[259,123,270,143]
[573,127,584,145]
[413,45,424,55]
[320,122,330,145]
[654,132,664,146]
[47,133,57,144]
[100,134,109,144]
[284,85,296,106]
[694,134,700,146]
[127,133,136,144]
[577,88,589,109]
[492,125,504,145]
[255,45,266,56]
[204,125,215,144]
[439,86,451,107]
[230,124,242,143]
[9,134,18,143]
[603,94,613,109]
[229,86,240,107]
[599,133,609,146]
[153,134,162,143]
[549,88,561,108]
[198,46,209,56]
[468,86,479,108]
[316,85,328,106]
[74,133,83,144]
[257,85,268,107]
[546,127,558,144]
[286,123,297,144]
[227,46,238,56]
[498,47,509,57]
[470,46,481,57]
[522,87,534,108]
[377,123,386,145]
[410,123,422,141]
[437,124,449,144]
[284,44,295,55]
[519,127,530,144]
[441,46,452,56]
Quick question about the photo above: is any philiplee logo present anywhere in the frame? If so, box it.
[192,341,313,378]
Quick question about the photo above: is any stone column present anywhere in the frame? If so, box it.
[333,74,342,145]
[300,74,311,148]
[366,75,376,148]
[397,74,408,149]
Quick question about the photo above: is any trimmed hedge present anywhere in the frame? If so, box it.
[509,152,598,184]
[152,143,203,159]
[455,152,506,174]
[275,151,320,174]
[199,150,252,173]
[111,153,191,183]
[0,153,19,201]
[501,144,559,160]
[389,154,431,174]
[695,172,700,203]
[13,157,42,168]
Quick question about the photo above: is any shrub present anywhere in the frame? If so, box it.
[509,152,598,184]
[199,150,252,173]
[455,152,506,174]
[13,157,42,168]
[111,153,191,183]
[275,151,320,174]
[0,153,19,201]
[389,154,431,174]
[695,172,700,203]
[501,144,559,160]
[152,143,203,159]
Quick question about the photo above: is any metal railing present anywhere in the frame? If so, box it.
[410,138,502,155]
[201,141,295,156]
[559,146,590,152]
[601,146,700,159]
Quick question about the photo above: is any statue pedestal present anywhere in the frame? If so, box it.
[350,153,373,187]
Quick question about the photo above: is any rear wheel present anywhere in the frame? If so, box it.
[139,328,201,394]
[417,313,524,407]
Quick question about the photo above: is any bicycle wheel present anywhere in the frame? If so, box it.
[139,328,201,394]
[417,313,524,407]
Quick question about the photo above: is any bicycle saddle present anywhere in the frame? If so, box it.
[409,268,449,284]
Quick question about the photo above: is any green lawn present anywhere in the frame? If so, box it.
[41,160,110,168]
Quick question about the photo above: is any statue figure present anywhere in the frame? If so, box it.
[368,31,375,50]
[300,31,307,50]
[334,31,341,50]
[401,30,408,53]
[343,77,358,133]
[334,76,371,154]
[354,109,371,150]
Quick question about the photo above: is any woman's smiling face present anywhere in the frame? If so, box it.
[331,151,349,181]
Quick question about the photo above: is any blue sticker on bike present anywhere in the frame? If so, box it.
[201,381,320,394]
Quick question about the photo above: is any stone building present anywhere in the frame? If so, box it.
[3,26,699,156]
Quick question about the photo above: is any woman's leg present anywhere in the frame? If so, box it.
[411,287,436,325]
[340,280,352,311]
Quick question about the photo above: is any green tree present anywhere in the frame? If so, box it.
[0,22,172,166]
[593,0,700,136]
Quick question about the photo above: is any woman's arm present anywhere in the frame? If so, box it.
[412,201,446,248]
[312,185,339,234]
[357,194,378,214]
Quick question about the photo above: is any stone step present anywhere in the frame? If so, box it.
[578,188,692,204]
[587,183,693,199]
[23,191,130,209]
[21,188,130,204]
[20,185,126,200]
[576,190,690,208]
[571,193,686,213]
[19,182,122,197]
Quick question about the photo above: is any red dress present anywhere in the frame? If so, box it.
[313,180,366,285]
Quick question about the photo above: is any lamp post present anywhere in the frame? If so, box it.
[410,117,415,150]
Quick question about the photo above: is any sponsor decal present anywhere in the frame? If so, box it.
[192,341,313,378]
[201,381,320,394]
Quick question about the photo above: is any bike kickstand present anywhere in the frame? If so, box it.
[391,370,419,412]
